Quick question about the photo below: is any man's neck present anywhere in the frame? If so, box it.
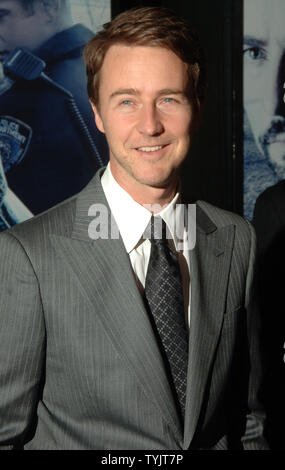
[112,177,179,212]
[109,163,180,212]
[130,185,179,213]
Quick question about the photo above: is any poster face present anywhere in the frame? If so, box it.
[243,0,285,219]
[0,0,110,230]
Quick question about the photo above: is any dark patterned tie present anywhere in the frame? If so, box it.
[144,216,189,419]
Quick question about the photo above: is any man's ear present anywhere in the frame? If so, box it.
[90,100,105,134]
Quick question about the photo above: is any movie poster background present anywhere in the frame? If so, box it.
[243,0,285,449]
[243,0,285,220]
[0,0,110,231]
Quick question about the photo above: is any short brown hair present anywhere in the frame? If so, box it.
[84,6,206,108]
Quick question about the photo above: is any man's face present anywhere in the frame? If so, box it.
[0,0,51,61]
[92,44,197,197]
[244,0,285,178]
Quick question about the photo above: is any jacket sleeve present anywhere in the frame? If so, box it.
[241,220,269,450]
[0,231,45,448]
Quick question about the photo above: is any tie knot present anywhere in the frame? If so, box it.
[144,216,170,244]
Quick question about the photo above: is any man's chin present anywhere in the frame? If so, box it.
[133,171,179,190]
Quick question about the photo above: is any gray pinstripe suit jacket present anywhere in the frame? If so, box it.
[0,169,268,450]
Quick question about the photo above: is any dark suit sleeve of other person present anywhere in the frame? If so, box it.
[253,181,285,255]
[252,181,285,449]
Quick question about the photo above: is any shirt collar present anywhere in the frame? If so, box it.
[101,163,183,253]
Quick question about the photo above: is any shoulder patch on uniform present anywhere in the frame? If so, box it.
[0,116,32,172]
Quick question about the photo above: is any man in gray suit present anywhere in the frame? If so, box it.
[0,7,267,450]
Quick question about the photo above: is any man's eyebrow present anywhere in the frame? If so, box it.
[243,35,268,48]
[110,88,185,99]
[110,88,137,99]
[157,89,185,96]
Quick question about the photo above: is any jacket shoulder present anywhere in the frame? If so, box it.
[3,194,78,244]
[197,200,251,228]
[196,200,254,244]
[256,180,285,203]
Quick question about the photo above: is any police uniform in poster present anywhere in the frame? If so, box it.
[0,23,109,217]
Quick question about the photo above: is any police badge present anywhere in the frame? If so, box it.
[0,116,32,172]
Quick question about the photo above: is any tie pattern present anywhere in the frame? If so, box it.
[144,216,189,419]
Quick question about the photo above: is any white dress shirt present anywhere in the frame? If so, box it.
[101,163,191,329]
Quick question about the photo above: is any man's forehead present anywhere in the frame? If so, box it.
[244,0,285,45]
[100,44,188,92]
[102,44,186,73]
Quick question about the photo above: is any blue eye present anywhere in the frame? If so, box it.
[164,97,175,103]
[243,47,267,61]
[121,100,132,105]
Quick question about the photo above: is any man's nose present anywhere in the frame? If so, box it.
[136,104,164,136]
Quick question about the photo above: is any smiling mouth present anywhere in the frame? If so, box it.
[135,144,169,153]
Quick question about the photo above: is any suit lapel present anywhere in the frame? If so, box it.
[183,204,235,449]
[50,170,182,441]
